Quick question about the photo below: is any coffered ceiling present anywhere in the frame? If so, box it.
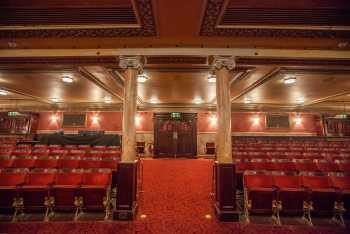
[0,0,349,112]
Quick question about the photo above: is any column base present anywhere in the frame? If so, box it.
[113,161,138,221]
[113,203,138,220]
[213,162,239,222]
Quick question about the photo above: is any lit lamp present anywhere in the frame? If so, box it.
[91,115,99,124]
[135,115,142,126]
[295,115,302,125]
[51,115,58,122]
[252,116,260,125]
[209,115,217,125]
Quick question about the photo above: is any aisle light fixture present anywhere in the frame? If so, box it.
[283,76,297,85]
[61,75,74,83]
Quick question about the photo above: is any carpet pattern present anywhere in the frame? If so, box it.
[0,158,349,234]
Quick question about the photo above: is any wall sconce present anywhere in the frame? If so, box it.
[295,115,302,125]
[91,115,99,124]
[252,116,260,125]
[50,114,58,122]
[209,115,217,125]
[135,115,142,126]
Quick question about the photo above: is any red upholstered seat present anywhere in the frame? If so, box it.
[0,158,13,169]
[11,149,31,158]
[301,176,338,215]
[100,160,118,170]
[273,175,307,214]
[33,144,47,149]
[251,162,276,171]
[31,149,50,158]
[274,162,297,173]
[338,163,350,173]
[0,172,27,210]
[48,145,61,150]
[20,172,55,211]
[52,172,82,211]
[79,172,111,210]
[79,160,101,170]
[49,149,67,158]
[93,145,107,150]
[102,150,120,159]
[57,159,80,169]
[64,145,77,149]
[244,174,275,213]
[34,159,58,169]
[295,162,318,172]
[13,158,36,169]
[316,162,340,173]
[84,150,103,159]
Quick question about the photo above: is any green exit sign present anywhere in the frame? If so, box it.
[171,112,181,119]
[8,112,19,117]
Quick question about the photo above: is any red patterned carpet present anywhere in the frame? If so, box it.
[0,158,349,234]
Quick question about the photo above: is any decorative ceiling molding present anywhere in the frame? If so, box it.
[145,56,208,66]
[230,67,281,102]
[0,0,157,38]
[76,67,124,102]
[0,56,118,66]
[236,58,350,67]
[200,0,350,38]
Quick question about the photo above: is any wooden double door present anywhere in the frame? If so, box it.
[154,113,197,158]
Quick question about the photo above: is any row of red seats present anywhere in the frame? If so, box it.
[237,161,350,174]
[0,149,121,160]
[0,144,120,150]
[233,139,350,146]
[243,174,350,225]
[0,171,111,221]
[0,158,118,171]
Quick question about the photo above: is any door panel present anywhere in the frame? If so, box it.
[154,113,197,158]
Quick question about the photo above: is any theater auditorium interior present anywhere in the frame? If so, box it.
[0,0,350,233]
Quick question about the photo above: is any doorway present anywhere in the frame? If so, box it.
[154,113,197,158]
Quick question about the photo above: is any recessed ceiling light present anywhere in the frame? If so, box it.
[61,75,74,83]
[208,74,216,83]
[150,99,158,104]
[296,97,305,103]
[283,76,296,84]
[137,73,149,83]
[51,98,59,103]
[104,96,112,103]
[0,90,8,96]
[244,97,252,104]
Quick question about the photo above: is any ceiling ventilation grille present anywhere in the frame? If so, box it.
[0,7,137,25]
[221,8,350,26]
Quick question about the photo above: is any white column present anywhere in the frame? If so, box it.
[213,56,235,163]
[119,56,142,162]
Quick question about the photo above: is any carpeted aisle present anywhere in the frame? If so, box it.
[0,158,349,234]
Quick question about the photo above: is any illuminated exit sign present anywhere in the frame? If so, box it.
[171,112,181,119]
[8,112,19,117]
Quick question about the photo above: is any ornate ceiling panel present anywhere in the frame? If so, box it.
[200,0,350,38]
[0,0,157,37]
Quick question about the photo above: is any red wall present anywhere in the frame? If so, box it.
[198,112,322,135]
[37,111,322,135]
[37,112,153,132]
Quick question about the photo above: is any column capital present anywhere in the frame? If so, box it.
[119,55,143,70]
[212,56,236,70]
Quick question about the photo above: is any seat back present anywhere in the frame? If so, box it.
[82,172,111,186]
[55,172,82,186]
[301,176,332,189]
[273,175,302,189]
[0,158,13,168]
[25,172,55,186]
[0,172,27,186]
[100,160,118,170]
[244,174,273,189]
[57,159,80,169]
[330,176,350,190]
[13,158,36,168]
[79,160,101,169]
[34,159,58,169]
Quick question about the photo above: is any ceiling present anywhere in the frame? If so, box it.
[0,0,349,113]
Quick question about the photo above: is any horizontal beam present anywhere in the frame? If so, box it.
[1,48,350,59]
